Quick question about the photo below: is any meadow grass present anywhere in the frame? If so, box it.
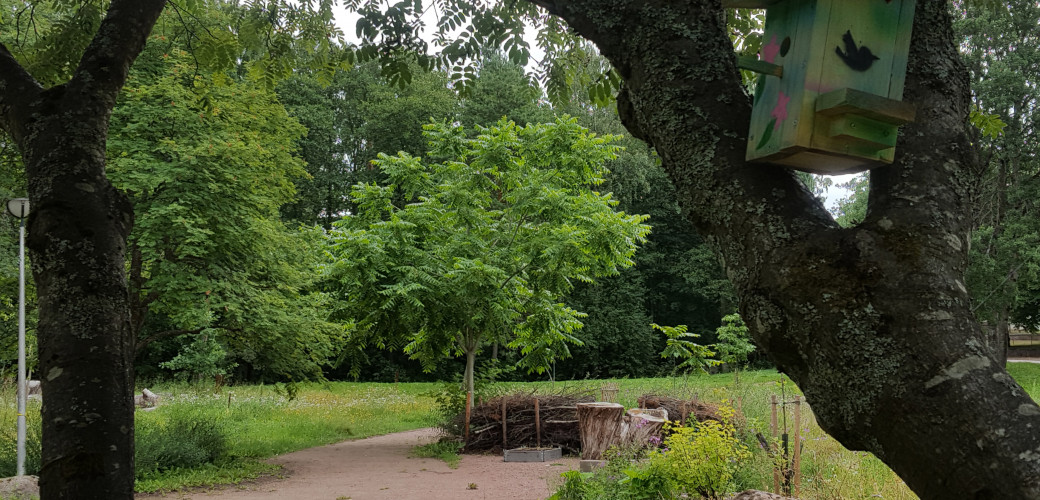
[132,381,440,493]
[0,364,1036,497]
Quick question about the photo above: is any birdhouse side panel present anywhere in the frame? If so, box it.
[887,0,917,99]
[746,0,823,162]
[814,1,911,100]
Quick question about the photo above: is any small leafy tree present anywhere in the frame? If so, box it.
[654,323,719,377]
[329,117,650,397]
[713,313,755,381]
[159,333,236,385]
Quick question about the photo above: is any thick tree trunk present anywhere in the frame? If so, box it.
[529,0,1040,497]
[27,111,136,498]
[0,2,167,498]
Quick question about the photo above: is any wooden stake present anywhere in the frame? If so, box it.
[501,397,508,450]
[464,391,473,448]
[793,396,802,497]
[771,395,779,494]
[535,398,541,448]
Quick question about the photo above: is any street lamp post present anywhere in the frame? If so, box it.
[6,198,29,477]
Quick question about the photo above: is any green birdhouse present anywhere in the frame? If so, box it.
[726,0,917,174]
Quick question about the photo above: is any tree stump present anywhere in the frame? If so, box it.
[576,402,625,460]
[621,408,668,447]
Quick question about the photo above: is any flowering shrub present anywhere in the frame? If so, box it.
[653,416,751,499]
[551,405,752,500]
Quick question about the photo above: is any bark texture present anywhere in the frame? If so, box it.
[527,0,1040,497]
[0,1,167,498]
[576,402,624,460]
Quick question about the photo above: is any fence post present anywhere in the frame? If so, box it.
[535,398,541,448]
[793,396,802,497]
[771,395,779,494]
[502,397,508,450]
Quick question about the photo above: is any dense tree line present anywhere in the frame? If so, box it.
[0,23,734,385]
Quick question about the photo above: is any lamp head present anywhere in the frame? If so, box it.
[6,199,29,219]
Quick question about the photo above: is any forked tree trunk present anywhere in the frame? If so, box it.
[528,0,1040,497]
[0,1,168,498]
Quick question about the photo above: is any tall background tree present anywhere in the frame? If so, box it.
[108,43,343,382]
[0,1,345,496]
[957,0,1040,362]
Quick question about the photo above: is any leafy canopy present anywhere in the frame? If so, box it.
[328,117,650,377]
[108,44,342,380]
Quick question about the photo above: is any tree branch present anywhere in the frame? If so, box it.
[0,42,43,144]
[66,0,168,111]
[867,1,976,248]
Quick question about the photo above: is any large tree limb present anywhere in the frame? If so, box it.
[0,42,43,144]
[66,0,168,115]
[530,0,1040,497]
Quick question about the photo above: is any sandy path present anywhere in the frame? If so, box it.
[139,428,578,500]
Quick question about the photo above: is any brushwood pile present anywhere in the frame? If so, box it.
[455,390,730,454]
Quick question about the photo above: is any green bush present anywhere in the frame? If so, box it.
[653,416,751,499]
[135,406,229,477]
[551,406,751,500]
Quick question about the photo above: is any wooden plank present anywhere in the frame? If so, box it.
[737,56,784,77]
[826,114,899,149]
[762,148,885,175]
[815,87,916,124]
[888,0,917,98]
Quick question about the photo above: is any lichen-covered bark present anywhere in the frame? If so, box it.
[527,0,1040,497]
[0,1,167,498]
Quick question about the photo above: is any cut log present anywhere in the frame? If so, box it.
[576,402,624,460]
[621,408,668,447]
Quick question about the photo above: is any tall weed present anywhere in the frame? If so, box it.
[136,405,229,476]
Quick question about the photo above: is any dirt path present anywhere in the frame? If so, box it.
[139,428,578,500]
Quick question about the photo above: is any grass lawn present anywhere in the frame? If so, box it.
[0,364,1037,497]
[132,381,441,492]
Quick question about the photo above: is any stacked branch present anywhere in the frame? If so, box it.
[456,389,596,454]
[637,394,729,425]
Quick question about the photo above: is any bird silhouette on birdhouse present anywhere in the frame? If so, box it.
[835,31,879,72]
[724,0,918,174]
